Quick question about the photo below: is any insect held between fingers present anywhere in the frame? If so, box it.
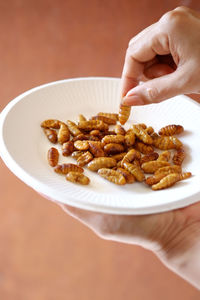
[119,103,131,125]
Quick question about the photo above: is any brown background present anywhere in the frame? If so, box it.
[1,0,200,299]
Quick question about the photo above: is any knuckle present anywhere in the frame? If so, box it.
[159,9,187,27]
[174,6,190,13]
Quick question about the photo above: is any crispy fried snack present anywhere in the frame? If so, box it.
[151,132,159,139]
[62,141,74,156]
[47,147,59,167]
[41,119,60,129]
[104,143,125,155]
[88,141,105,157]
[74,140,89,151]
[87,157,117,172]
[114,124,126,136]
[153,136,182,150]
[173,148,185,165]
[132,125,153,145]
[110,152,127,162]
[66,120,82,136]
[119,103,131,125]
[54,163,84,174]
[43,128,57,143]
[124,130,135,147]
[157,150,171,162]
[135,141,154,154]
[101,135,125,145]
[137,123,147,129]
[72,133,99,142]
[57,123,70,144]
[71,134,87,142]
[90,115,117,125]
[97,112,118,121]
[123,162,145,182]
[121,149,141,166]
[71,150,85,160]
[179,172,192,180]
[77,151,93,167]
[98,168,126,185]
[145,173,166,186]
[89,129,101,137]
[159,124,184,136]
[116,167,135,184]
[78,120,108,131]
[152,173,180,190]
[145,126,154,135]
[66,172,90,185]
[78,114,87,122]
[141,161,170,173]
[154,165,182,176]
[140,152,159,165]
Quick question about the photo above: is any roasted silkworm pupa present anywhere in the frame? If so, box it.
[66,172,90,185]
[62,141,74,156]
[54,163,84,174]
[87,157,117,172]
[98,168,126,185]
[43,128,57,144]
[77,151,93,167]
[119,103,131,125]
[47,147,59,167]
[57,123,70,144]
[97,112,118,121]
[152,173,180,190]
[158,124,184,136]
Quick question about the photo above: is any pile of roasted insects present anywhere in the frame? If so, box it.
[40,104,191,190]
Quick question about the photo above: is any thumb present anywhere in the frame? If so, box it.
[123,68,188,105]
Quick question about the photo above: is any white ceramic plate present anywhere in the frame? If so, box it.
[0,77,200,215]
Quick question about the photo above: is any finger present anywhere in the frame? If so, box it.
[123,66,189,105]
[174,6,200,19]
[121,23,170,98]
[120,54,143,97]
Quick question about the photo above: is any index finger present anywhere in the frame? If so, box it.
[121,23,163,97]
[120,54,144,97]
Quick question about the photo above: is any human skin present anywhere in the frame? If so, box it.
[121,6,200,105]
[48,6,200,289]
[59,202,200,290]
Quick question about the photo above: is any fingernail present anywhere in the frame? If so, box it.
[123,95,144,106]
